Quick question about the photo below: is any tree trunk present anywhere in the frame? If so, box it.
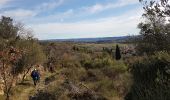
[21,67,32,83]
[2,61,9,100]
[6,94,9,100]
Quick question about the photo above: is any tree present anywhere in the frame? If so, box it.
[136,0,170,55]
[125,1,170,100]
[0,16,23,100]
[0,16,18,40]
[0,46,24,100]
[115,44,121,60]
[16,39,46,82]
[0,16,46,99]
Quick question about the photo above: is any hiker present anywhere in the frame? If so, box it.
[31,69,40,86]
[47,62,55,73]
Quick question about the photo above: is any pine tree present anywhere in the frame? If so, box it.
[115,44,121,60]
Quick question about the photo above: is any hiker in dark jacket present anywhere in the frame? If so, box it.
[31,69,40,86]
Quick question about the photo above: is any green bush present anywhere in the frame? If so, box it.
[125,51,170,100]
[61,66,87,82]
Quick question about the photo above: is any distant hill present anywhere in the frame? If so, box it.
[41,36,131,43]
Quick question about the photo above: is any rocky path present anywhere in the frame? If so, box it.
[11,73,49,100]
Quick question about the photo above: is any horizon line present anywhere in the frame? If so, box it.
[38,35,135,40]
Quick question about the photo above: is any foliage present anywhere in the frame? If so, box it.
[0,46,24,100]
[136,0,170,55]
[16,40,46,68]
[115,44,121,60]
[0,16,46,99]
[38,42,130,99]
[0,16,18,39]
[16,40,46,82]
[125,51,170,100]
[0,15,133,99]
[102,47,113,55]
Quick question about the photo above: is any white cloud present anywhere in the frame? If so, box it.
[29,8,143,39]
[0,0,12,8]
[1,9,36,20]
[25,0,139,24]
[84,0,139,13]
[0,0,142,39]
[0,0,64,21]
[0,0,11,5]
[35,0,64,12]
[28,9,74,23]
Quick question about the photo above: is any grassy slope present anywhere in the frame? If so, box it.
[0,42,130,100]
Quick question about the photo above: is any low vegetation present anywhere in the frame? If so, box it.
[0,0,170,100]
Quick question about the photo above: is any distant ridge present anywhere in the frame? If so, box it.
[41,36,130,43]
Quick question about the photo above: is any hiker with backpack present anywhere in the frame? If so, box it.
[31,69,40,86]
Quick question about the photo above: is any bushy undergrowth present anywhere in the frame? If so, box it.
[125,51,170,100]
[33,42,131,100]
[63,53,130,99]
[30,43,170,100]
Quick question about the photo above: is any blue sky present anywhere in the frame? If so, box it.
[0,0,143,39]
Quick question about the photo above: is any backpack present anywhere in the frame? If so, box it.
[31,71,39,80]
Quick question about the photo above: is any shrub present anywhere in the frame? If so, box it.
[125,51,170,100]
[61,66,87,82]
[115,44,121,60]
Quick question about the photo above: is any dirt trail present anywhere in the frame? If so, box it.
[14,81,45,100]
[10,72,61,100]
[15,87,34,100]
[12,74,47,100]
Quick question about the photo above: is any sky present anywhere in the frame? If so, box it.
[0,0,143,39]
